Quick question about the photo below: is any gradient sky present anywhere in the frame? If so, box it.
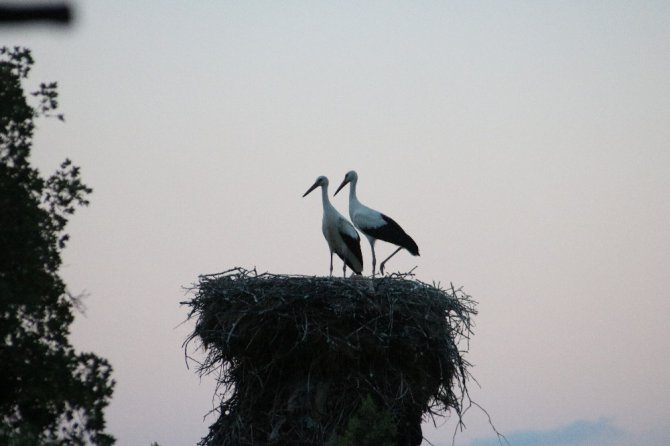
[3,1,670,445]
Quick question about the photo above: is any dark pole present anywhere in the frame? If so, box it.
[0,3,72,25]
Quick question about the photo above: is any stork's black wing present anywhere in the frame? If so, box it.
[363,214,419,256]
[338,228,364,274]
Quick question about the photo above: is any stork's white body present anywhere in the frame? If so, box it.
[334,170,419,276]
[303,177,363,276]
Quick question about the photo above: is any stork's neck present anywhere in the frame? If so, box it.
[348,178,360,207]
[321,185,335,212]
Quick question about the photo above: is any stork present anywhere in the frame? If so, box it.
[303,176,364,277]
[334,170,419,276]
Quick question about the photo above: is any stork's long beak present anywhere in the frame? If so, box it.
[302,181,320,197]
[333,178,349,196]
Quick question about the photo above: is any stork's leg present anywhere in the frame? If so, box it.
[342,262,347,278]
[329,252,333,277]
[369,240,377,277]
[380,247,403,275]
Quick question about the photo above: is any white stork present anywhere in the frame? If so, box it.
[334,170,419,276]
[303,176,364,276]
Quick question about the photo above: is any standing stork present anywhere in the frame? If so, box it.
[334,170,419,276]
[303,176,364,277]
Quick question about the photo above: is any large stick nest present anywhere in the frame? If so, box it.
[183,267,477,446]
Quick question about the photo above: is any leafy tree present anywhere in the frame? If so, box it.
[0,47,115,445]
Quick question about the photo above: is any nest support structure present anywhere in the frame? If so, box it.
[183,268,477,446]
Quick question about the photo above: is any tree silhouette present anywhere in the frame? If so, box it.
[0,46,115,446]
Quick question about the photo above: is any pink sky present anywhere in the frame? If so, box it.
[4,1,669,445]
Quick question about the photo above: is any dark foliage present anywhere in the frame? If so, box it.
[328,395,398,446]
[184,268,476,446]
[0,46,114,445]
